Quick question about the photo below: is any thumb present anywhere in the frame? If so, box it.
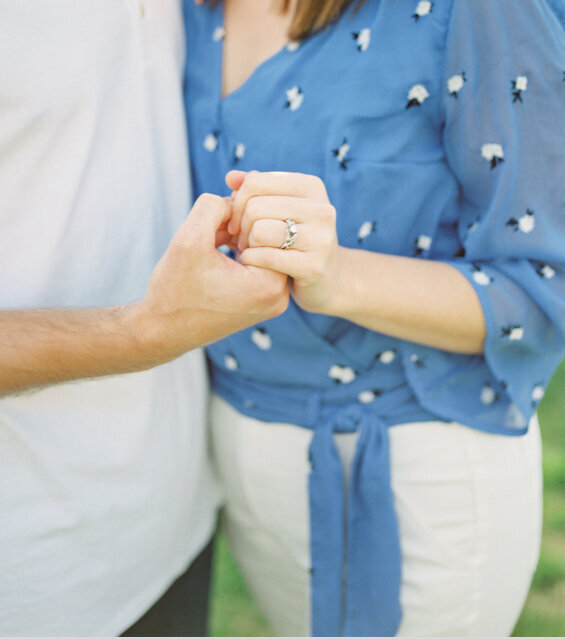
[181,193,232,243]
[225,170,248,191]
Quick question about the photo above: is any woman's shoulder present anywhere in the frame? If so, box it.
[443,0,565,48]
[379,0,565,58]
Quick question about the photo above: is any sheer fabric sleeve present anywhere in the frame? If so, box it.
[433,0,565,421]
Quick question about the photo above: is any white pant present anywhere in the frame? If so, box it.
[210,394,542,637]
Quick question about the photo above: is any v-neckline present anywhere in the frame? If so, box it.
[215,1,295,102]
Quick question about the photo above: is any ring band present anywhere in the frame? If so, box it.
[281,219,298,249]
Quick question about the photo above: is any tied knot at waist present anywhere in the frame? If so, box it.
[308,406,401,636]
[313,401,386,435]
[212,366,404,636]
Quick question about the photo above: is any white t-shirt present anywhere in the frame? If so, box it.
[0,1,220,635]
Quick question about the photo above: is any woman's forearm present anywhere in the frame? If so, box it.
[326,247,486,354]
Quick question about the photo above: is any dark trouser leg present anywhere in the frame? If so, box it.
[121,537,214,637]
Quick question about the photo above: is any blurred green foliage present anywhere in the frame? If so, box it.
[513,362,565,637]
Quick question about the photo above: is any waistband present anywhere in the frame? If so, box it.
[211,365,436,430]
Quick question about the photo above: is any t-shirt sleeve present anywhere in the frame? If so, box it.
[440,0,565,418]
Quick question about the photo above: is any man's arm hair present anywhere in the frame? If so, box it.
[0,305,162,396]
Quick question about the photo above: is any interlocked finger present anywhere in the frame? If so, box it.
[229,171,328,235]
[248,218,302,251]
[239,195,310,251]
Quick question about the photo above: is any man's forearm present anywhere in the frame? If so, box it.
[0,305,166,396]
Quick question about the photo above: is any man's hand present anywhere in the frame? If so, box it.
[0,194,289,396]
[136,193,289,362]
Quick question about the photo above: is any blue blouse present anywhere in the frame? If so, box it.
[183,0,565,635]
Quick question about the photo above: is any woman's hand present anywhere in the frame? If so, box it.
[225,169,486,354]
[226,170,345,314]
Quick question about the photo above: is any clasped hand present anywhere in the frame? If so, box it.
[219,170,343,315]
[140,170,340,359]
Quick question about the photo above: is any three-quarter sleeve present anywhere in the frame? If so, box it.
[437,0,565,423]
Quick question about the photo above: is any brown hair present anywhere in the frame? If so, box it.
[209,0,366,41]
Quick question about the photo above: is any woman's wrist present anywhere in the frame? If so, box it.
[315,246,362,319]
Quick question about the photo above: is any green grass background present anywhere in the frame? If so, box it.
[209,361,565,637]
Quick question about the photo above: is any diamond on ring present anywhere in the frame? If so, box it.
[281,218,298,249]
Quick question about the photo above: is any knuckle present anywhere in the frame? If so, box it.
[244,196,261,220]
[231,193,248,220]
[234,186,248,208]
[310,174,327,196]
[249,220,270,247]
[314,202,335,221]
[258,274,284,304]
[271,278,287,299]
[271,295,290,317]
[260,256,277,274]
[265,289,287,313]
[311,175,324,190]
[247,226,260,248]
[246,171,262,187]
[241,173,260,196]
[263,290,279,307]
[319,228,335,248]
[170,230,196,253]
[309,257,326,281]
[196,192,224,208]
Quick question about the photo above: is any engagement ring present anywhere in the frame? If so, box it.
[281,218,298,249]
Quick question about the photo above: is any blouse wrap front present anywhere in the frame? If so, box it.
[183,0,565,635]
